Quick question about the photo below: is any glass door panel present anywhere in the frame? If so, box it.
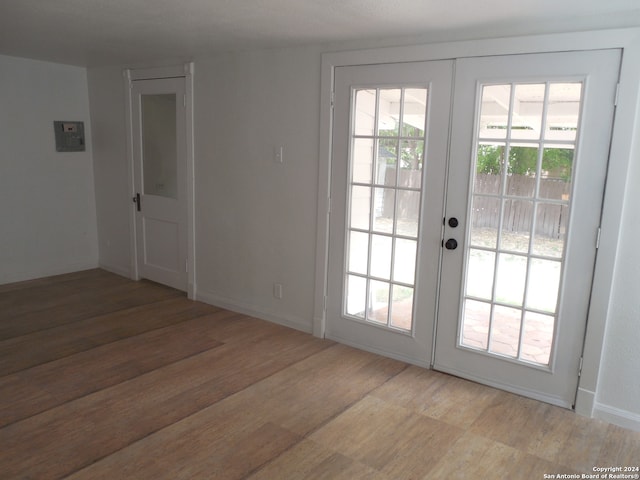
[345,87,427,332]
[461,81,581,367]
[141,94,178,199]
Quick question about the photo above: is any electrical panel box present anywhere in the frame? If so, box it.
[54,121,85,152]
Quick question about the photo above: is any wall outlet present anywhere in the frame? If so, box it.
[273,283,283,299]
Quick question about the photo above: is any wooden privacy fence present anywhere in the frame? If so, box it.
[378,171,570,239]
[472,174,570,239]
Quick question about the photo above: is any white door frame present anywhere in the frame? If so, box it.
[124,63,196,299]
[314,28,640,417]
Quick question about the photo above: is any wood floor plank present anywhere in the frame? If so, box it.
[596,424,640,466]
[371,366,499,429]
[0,323,331,480]
[247,438,391,480]
[0,296,218,376]
[0,280,184,340]
[59,345,405,480]
[0,269,131,316]
[1,270,639,480]
[469,390,611,472]
[426,431,584,479]
[0,310,244,427]
[310,395,463,478]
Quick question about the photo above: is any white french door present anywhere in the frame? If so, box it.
[326,49,620,406]
[326,61,454,365]
[131,77,188,291]
[435,50,620,407]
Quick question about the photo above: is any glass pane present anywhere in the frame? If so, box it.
[501,199,533,253]
[350,186,371,230]
[142,94,177,198]
[506,146,538,196]
[368,280,389,324]
[466,250,495,300]
[395,190,420,237]
[510,84,545,140]
[370,234,392,280]
[533,204,567,258]
[461,299,491,350]
[347,231,368,275]
[526,259,561,313]
[475,144,505,195]
[398,140,424,188]
[376,138,397,186]
[352,138,373,184]
[545,83,582,141]
[393,238,417,285]
[390,285,413,331]
[372,188,394,234]
[345,275,366,319]
[490,305,522,358]
[401,89,427,137]
[540,147,573,200]
[469,196,500,248]
[520,311,554,365]
[354,89,376,136]
[495,254,527,307]
[377,89,401,136]
[507,145,538,182]
[478,85,511,139]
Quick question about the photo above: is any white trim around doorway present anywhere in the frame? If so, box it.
[123,63,197,299]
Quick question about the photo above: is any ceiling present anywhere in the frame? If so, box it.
[1,0,639,67]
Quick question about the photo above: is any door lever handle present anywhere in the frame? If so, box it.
[133,193,141,212]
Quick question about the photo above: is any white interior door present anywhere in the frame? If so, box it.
[132,77,187,291]
[435,50,621,407]
[326,61,453,365]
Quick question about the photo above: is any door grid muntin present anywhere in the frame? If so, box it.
[343,86,429,334]
[460,80,585,368]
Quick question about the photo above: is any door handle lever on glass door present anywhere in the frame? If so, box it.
[133,193,141,212]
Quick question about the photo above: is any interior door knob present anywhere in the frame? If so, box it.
[448,217,459,228]
[445,238,458,250]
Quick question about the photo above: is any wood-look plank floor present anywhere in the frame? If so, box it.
[0,269,638,479]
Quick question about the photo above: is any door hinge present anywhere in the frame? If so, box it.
[595,227,602,250]
[185,259,188,273]
[323,295,327,312]
[614,83,620,106]
[327,196,331,214]
[183,94,186,107]
[330,90,335,108]
[578,356,584,377]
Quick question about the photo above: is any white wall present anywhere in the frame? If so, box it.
[86,37,640,429]
[87,66,131,277]
[193,47,323,330]
[595,105,640,428]
[0,55,98,283]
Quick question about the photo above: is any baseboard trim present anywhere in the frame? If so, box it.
[98,262,131,279]
[593,403,640,432]
[1,260,99,285]
[195,289,312,334]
